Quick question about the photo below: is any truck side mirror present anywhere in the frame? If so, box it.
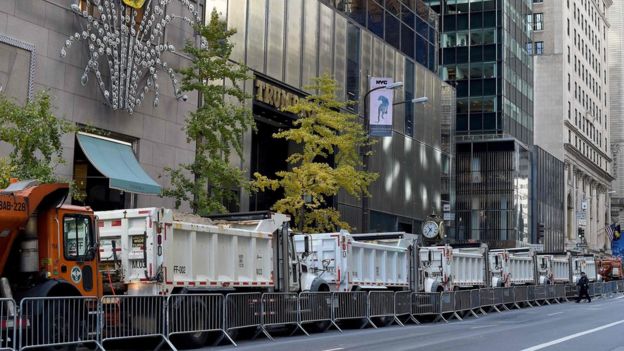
[304,235,310,255]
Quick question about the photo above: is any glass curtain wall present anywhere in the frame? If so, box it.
[326,0,439,72]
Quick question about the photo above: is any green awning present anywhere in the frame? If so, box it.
[76,133,161,195]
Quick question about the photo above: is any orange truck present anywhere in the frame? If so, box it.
[0,181,101,300]
[597,257,623,282]
[0,181,102,349]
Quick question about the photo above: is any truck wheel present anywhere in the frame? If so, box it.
[37,305,78,351]
[172,298,210,349]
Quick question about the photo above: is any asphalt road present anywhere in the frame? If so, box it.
[204,294,624,351]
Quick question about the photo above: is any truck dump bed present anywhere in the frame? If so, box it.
[97,208,287,294]
[294,231,409,291]
[451,248,487,288]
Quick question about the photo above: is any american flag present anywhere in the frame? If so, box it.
[606,224,615,242]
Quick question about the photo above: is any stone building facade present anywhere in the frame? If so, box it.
[532,0,613,254]
[0,0,203,210]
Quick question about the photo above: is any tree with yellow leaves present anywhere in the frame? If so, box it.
[251,74,378,233]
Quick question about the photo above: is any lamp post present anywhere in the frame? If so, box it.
[360,80,429,232]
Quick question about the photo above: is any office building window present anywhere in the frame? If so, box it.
[346,23,361,111]
[526,42,533,55]
[535,41,544,55]
[405,59,415,136]
[534,13,544,31]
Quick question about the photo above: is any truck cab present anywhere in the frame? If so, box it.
[0,181,101,300]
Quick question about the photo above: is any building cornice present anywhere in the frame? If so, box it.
[564,143,615,182]
[564,120,612,161]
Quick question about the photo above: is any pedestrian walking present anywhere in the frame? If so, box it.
[576,272,591,303]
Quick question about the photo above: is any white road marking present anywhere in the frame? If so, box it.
[547,312,564,316]
[521,319,624,351]
[471,325,496,329]
[322,348,344,351]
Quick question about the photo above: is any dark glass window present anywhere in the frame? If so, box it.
[457,14,469,30]
[456,46,469,63]
[401,4,414,24]
[483,11,496,27]
[535,41,544,55]
[533,13,544,31]
[444,15,456,31]
[457,114,469,131]
[470,12,483,29]
[405,59,415,136]
[416,15,429,37]
[345,0,367,26]
[367,0,384,38]
[346,23,361,111]
[470,114,483,130]
[385,12,401,48]
[416,34,427,66]
[401,23,415,58]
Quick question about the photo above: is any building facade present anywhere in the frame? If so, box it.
[211,0,452,233]
[532,0,613,254]
[609,0,624,231]
[0,0,203,211]
[424,0,534,248]
[1,0,452,234]
[531,146,565,252]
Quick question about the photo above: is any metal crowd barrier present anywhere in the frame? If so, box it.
[470,289,484,315]
[565,284,578,299]
[100,295,171,350]
[393,291,416,326]
[546,285,560,304]
[261,293,308,339]
[167,294,235,346]
[6,283,624,349]
[479,288,498,312]
[513,286,532,307]
[533,286,548,305]
[492,288,509,311]
[1,299,16,351]
[502,287,516,308]
[411,293,441,319]
[224,293,263,338]
[298,292,337,332]
[367,291,395,328]
[332,292,373,328]
[19,296,102,351]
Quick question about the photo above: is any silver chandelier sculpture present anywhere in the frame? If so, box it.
[62,0,200,114]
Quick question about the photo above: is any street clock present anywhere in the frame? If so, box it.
[422,220,440,239]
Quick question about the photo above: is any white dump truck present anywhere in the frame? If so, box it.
[418,245,452,292]
[97,208,299,295]
[294,231,413,292]
[418,244,488,292]
[535,253,572,284]
[489,249,536,287]
[571,255,598,283]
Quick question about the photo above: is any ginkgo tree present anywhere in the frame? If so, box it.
[251,74,378,233]
[162,9,254,215]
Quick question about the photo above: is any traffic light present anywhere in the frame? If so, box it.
[537,223,545,236]
[577,227,585,239]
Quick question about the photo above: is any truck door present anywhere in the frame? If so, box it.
[61,214,98,296]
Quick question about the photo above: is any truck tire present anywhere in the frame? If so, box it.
[305,281,331,332]
[36,302,78,351]
[171,297,210,349]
